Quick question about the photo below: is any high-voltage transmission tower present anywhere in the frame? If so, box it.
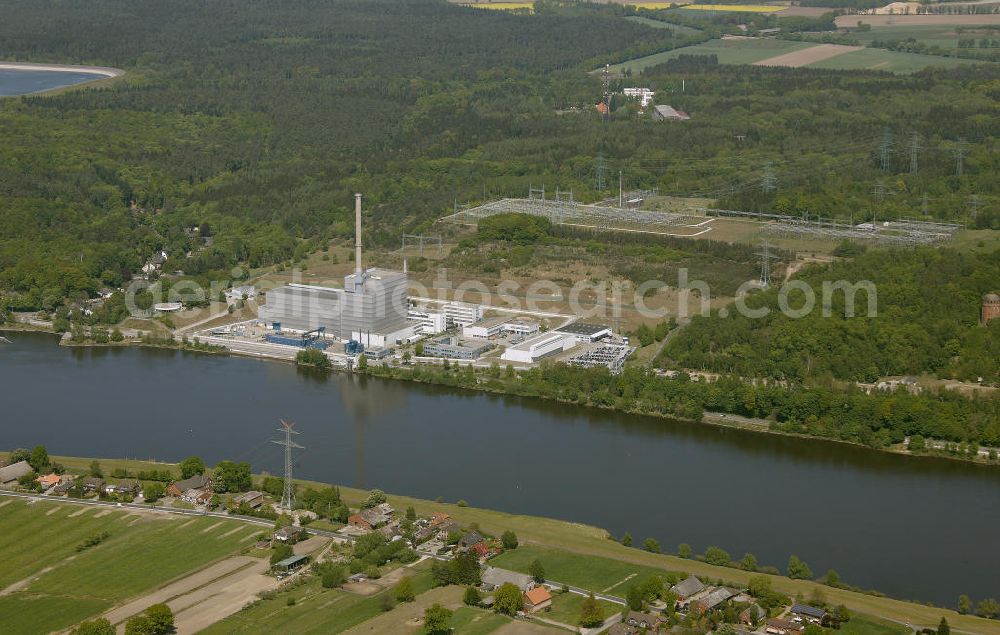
[272,420,303,511]
[595,154,607,191]
[756,240,776,288]
[879,128,894,172]
[909,132,921,174]
[954,139,969,177]
[761,162,777,194]
[968,195,981,225]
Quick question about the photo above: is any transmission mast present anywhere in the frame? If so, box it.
[761,161,777,194]
[272,420,304,511]
[954,139,968,177]
[908,132,921,174]
[756,240,776,288]
[595,154,607,191]
[879,128,893,172]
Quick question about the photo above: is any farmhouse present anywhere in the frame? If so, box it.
[232,490,264,509]
[36,473,62,490]
[481,566,534,592]
[104,480,140,496]
[671,575,706,600]
[274,525,304,543]
[790,603,827,624]
[0,460,32,486]
[167,474,211,498]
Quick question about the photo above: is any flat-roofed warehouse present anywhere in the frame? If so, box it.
[501,332,573,364]
[553,322,612,345]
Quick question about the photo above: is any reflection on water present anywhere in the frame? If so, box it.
[1,331,999,605]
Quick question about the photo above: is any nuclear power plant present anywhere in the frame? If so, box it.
[257,194,416,349]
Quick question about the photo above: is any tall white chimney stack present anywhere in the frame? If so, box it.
[354,193,363,276]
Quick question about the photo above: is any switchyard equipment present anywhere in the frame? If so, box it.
[706,208,956,246]
[265,326,329,350]
[445,197,692,232]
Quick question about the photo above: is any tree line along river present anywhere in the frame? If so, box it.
[1,331,998,607]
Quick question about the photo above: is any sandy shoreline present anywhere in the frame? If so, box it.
[0,61,123,78]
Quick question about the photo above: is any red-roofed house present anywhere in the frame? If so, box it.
[523,586,552,613]
[36,474,61,490]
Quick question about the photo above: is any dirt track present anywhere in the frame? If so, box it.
[754,43,862,67]
[102,556,276,634]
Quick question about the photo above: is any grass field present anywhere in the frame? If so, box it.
[839,614,911,635]
[544,590,622,627]
[491,545,676,592]
[450,607,512,634]
[0,499,255,634]
[605,38,812,74]
[13,454,1000,635]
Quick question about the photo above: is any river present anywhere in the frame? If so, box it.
[1,331,997,606]
[0,68,108,96]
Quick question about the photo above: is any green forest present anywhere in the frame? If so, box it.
[0,0,997,313]
[663,246,1000,384]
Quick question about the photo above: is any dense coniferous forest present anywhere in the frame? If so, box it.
[0,0,997,312]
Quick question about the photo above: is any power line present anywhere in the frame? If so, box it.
[879,127,894,172]
[954,138,969,177]
[271,420,303,512]
[909,131,921,174]
[756,240,776,288]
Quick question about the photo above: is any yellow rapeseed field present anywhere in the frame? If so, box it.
[625,1,692,8]
[459,1,535,11]
[682,3,785,12]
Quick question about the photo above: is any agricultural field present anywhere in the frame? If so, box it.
[605,37,812,73]
[608,36,988,75]
[807,46,984,72]
[0,499,256,634]
[848,22,1000,58]
[624,15,705,34]
[835,13,1000,29]
[202,566,437,634]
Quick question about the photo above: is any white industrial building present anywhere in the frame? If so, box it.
[503,319,539,336]
[257,194,415,346]
[408,308,447,335]
[463,316,509,339]
[501,332,574,364]
[442,302,483,327]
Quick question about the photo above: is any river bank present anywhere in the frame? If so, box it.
[4,323,996,468]
[0,61,123,77]
[3,451,997,634]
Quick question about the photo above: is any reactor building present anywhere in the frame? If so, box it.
[258,194,416,348]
